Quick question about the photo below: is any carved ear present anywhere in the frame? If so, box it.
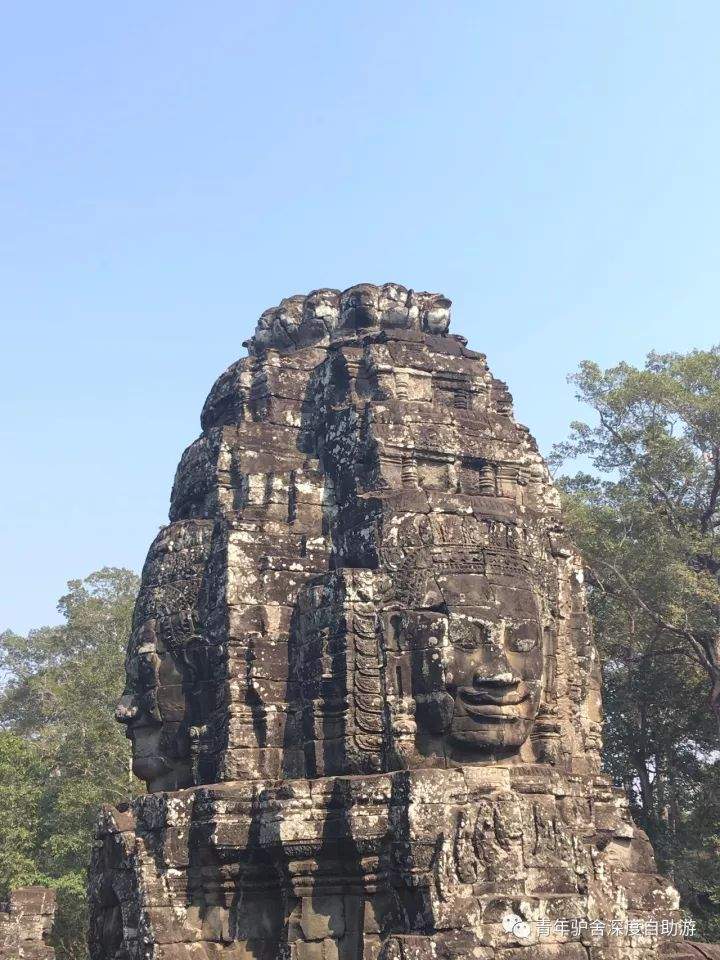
[541,623,558,701]
[417,692,455,735]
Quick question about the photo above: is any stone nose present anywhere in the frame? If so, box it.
[115,694,138,725]
[469,642,516,688]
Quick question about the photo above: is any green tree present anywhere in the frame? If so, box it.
[0,733,49,893]
[553,347,720,938]
[0,567,141,960]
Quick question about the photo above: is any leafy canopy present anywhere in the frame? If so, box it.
[0,567,141,960]
[553,346,720,939]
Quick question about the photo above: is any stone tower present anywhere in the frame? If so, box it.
[89,284,701,960]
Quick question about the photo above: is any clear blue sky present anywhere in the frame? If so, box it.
[2,1,719,633]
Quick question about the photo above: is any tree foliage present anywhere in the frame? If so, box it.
[0,567,141,960]
[553,347,720,938]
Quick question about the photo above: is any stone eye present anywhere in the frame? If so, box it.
[450,619,492,651]
[506,621,540,653]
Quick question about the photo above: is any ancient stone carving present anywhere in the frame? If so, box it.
[115,520,215,790]
[90,284,701,959]
[0,887,56,959]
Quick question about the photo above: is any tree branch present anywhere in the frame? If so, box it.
[700,445,720,535]
[597,412,683,537]
[586,556,712,673]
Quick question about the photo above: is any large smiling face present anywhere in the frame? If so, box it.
[444,579,543,752]
[114,619,191,790]
[399,569,545,758]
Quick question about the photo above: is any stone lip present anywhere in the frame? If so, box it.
[244,282,452,354]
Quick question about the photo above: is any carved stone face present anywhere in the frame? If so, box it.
[115,620,190,790]
[444,578,543,752]
[401,570,545,757]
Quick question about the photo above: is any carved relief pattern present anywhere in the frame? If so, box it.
[90,284,699,960]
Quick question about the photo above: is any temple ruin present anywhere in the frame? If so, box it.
[89,284,709,960]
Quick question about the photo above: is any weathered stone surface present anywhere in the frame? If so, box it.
[0,887,56,959]
[660,945,720,959]
[91,284,698,958]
